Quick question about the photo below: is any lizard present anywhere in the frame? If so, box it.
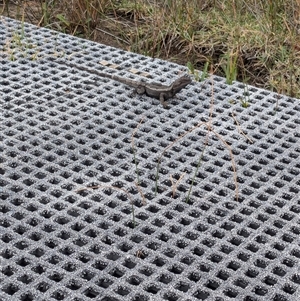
[53,60,192,107]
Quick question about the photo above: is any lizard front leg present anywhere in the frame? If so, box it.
[159,93,168,108]
[129,85,145,98]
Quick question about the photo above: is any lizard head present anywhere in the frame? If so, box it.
[172,74,192,93]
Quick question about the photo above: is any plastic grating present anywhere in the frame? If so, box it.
[1,17,300,301]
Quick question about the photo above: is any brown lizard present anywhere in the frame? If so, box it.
[54,60,192,107]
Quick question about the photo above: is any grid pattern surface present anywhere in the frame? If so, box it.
[1,17,300,301]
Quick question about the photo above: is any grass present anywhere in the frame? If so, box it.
[2,0,300,97]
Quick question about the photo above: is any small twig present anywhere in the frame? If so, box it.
[131,116,145,185]
[155,121,206,195]
[134,182,147,206]
[231,111,254,144]
[186,131,209,203]
[187,71,214,202]
[170,172,186,198]
[209,128,239,201]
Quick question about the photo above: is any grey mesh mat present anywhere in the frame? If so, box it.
[0,17,300,301]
